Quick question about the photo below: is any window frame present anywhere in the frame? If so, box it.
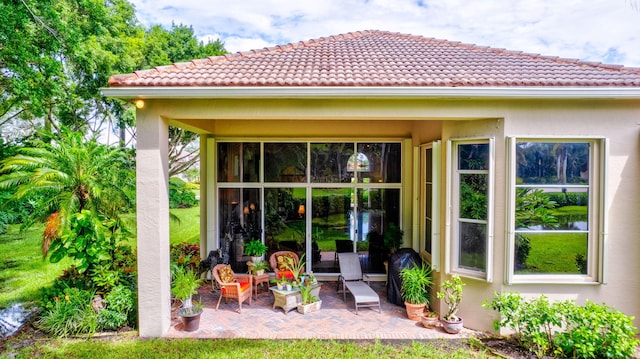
[446,137,495,282]
[505,136,608,284]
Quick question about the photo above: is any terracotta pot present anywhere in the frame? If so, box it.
[441,317,463,334]
[420,314,439,328]
[404,301,426,321]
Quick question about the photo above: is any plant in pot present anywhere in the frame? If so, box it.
[297,283,322,314]
[252,260,270,276]
[437,274,465,334]
[270,276,288,290]
[421,310,439,328]
[245,239,268,263]
[171,266,204,331]
[286,253,306,287]
[399,260,433,320]
[383,223,404,253]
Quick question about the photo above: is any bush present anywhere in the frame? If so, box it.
[98,285,134,330]
[36,287,98,337]
[484,292,639,359]
[169,177,197,208]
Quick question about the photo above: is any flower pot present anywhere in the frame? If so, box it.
[178,308,202,332]
[277,283,284,290]
[421,314,439,328]
[285,284,292,291]
[250,256,263,263]
[297,300,322,314]
[404,301,426,321]
[441,317,463,334]
[256,269,265,276]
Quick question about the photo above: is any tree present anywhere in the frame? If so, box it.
[0,127,135,258]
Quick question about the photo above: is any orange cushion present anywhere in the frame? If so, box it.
[276,255,295,271]
[219,265,234,283]
[277,270,294,280]
[221,282,250,294]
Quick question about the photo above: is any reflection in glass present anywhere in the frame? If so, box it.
[217,142,260,182]
[358,188,400,273]
[356,143,401,183]
[264,143,307,182]
[310,143,354,183]
[311,188,352,273]
[515,233,588,275]
[264,188,306,259]
[458,143,489,170]
[459,174,488,220]
[516,142,589,185]
[458,222,486,272]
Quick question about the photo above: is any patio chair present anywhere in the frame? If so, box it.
[337,252,381,314]
[211,264,253,313]
[269,251,299,280]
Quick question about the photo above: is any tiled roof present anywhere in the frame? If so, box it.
[108,30,640,87]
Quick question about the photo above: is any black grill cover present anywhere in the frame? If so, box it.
[386,248,423,306]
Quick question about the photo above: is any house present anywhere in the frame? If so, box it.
[103,30,640,337]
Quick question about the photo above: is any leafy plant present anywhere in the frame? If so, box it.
[245,239,268,257]
[484,292,640,359]
[171,267,203,308]
[383,223,403,252]
[35,287,98,337]
[437,275,465,322]
[399,261,432,305]
[285,253,306,285]
[298,284,319,305]
[97,285,135,330]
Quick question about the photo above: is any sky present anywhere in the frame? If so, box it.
[129,0,640,68]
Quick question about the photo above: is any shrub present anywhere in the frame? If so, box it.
[36,287,98,337]
[484,292,639,359]
[169,177,197,208]
[97,285,134,331]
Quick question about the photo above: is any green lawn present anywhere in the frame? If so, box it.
[4,336,494,358]
[0,224,71,308]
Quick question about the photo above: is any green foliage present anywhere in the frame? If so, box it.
[298,284,320,305]
[170,241,200,271]
[459,180,488,220]
[50,210,127,273]
[171,267,203,304]
[98,285,134,330]
[169,177,198,208]
[383,223,404,252]
[437,275,465,321]
[484,292,640,359]
[514,188,559,270]
[245,239,268,256]
[399,261,433,305]
[35,287,98,337]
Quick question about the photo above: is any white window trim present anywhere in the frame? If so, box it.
[505,136,607,285]
[446,137,494,282]
[418,141,442,271]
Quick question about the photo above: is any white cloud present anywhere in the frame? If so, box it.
[130,0,640,67]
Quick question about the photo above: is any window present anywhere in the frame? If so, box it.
[507,138,606,284]
[448,139,494,281]
[420,141,441,271]
[216,140,403,275]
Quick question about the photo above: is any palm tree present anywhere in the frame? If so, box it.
[0,127,135,256]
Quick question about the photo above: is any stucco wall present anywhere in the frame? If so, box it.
[137,96,639,335]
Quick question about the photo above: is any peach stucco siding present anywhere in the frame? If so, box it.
[133,96,640,337]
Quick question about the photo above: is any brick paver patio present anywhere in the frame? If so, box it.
[166,281,481,340]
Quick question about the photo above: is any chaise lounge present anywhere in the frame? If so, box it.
[337,252,381,314]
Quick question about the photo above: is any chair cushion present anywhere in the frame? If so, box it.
[238,281,250,292]
[219,265,235,283]
[276,270,294,280]
[276,254,295,271]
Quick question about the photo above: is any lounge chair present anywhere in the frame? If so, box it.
[337,252,381,314]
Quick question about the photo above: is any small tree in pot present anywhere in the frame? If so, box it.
[399,260,432,320]
[245,239,268,263]
[171,266,204,331]
[437,274,465,334]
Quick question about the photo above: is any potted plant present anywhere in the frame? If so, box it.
[399,260,433,320]
[271,276,288,290]
[421,311,439,328]
[252,260,269,276]
[383,223,404,253]
[297,283,322,314]
[171,267,204,331]
[437,274,465,334]
[245,239,268,263]
[286,253,306,286]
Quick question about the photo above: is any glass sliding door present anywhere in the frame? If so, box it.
[216,140,403,275]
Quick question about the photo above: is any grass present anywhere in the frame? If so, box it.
[170,206,201,246]
[0,224,70,308]
[3,336,495,358]
[518,232,586,274]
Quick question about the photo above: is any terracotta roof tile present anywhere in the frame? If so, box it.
[107,30,640,88]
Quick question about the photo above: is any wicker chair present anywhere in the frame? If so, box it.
[269,251,299,280]
[211,264,253,313]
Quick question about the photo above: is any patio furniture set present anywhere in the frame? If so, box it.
[211,250,381,315]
